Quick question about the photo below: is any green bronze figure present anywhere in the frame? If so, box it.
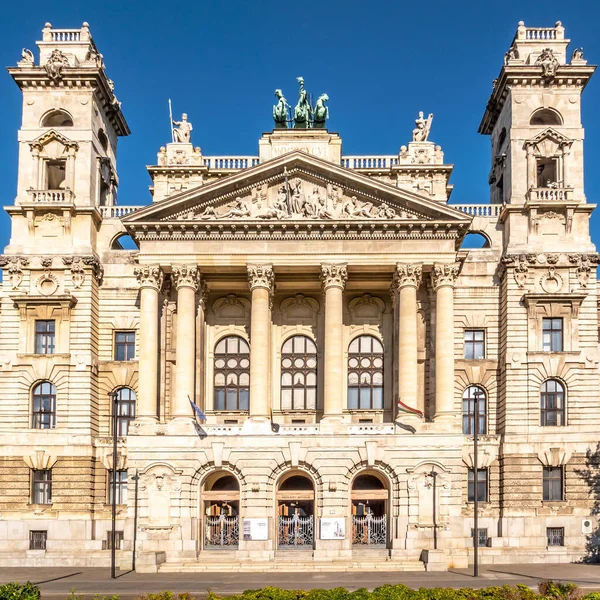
[313,94,329,129]
[293,76,313,129]
[273,89,290,128]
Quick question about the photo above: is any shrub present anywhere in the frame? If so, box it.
[0,582,40,600]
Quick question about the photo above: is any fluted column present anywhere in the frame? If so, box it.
[320,263,348,419]
[247,264,274,419]
[393,263,422,417]
[172,265,201,419]
[134,265,164,421]
[431,263,459,421]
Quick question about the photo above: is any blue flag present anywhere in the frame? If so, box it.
[188,396,206,421]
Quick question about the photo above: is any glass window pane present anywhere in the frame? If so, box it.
[293,388,305,410]
[349,338,359,353]
[360,336,371,353]
[306,372,317,386]
[465,331,474,342]
[306,338,317,353]
[226,389,237,410]
[359,388,371,409]
[281,388,292,410]
[281,372,292,386]
[305,388,316,410]
[293,336,305,353]
[215,373,225,386]
[465,344,474,360]
[239,389,249,411]
[282,338,293,353]
[214,389,225,410]
[239,373,249,386]
[372,387,383,409]
[215,339,226,353]
[348,388,358,409]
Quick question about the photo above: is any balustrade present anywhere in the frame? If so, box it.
[26,189,73,203]
[341,155,398,169]
[203,156,260,170]
[452,204,501,217]
[99,206,142,218]
[528,187,572,202]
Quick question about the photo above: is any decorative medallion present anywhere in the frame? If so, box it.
[540,267,563,293]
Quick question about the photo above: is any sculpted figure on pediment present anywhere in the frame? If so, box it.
[342,195,374,218]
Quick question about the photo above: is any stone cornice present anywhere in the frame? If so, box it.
[134,265,164,291]
[320,263,348,290]
[247,264,274,292]
[171,264,201,291]
[393,263,423,289]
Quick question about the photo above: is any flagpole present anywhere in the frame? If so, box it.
[168,98,174,143]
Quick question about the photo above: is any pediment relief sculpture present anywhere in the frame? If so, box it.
[186,179,423,222]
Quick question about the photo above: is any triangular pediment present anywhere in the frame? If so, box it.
[124,151,471,228]
[524,127,572,148]
[29,129,78,151]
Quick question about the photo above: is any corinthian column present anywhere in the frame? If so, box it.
[247,264,274,419]
[431,263,459,421]
[393,263,422,417]
[320,263,348,419]
[134,265,164,421]
[172,265,200,419]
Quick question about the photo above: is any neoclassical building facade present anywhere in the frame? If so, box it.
[0,21,599,572]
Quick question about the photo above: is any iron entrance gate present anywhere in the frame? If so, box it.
[278,513,314,548]
[352,513,387,546]
[204,514,239,548]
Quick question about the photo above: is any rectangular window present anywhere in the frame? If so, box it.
[29,530,47,550]
[464,330,485,360]
[46,160,66,190]
[104,530,124,550]
[543,466,564,501]
[542,318,563,352]
[468,468,488,502]
[547,527,565,547]
[114,331,135,361]
[470,528,488,547]
[35,320,55,354]
[108,470,128,505]
[32,469,52,505]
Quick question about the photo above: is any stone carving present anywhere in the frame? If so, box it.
[172,114,192,143]
[431,263,459,290]
[45,49,70,81]
[70,261,85,289]
[40,257,53,268]
[568,253,600,289]
[393,263,423,289]
[412,112,433,142]
[535,48,559,78]
[504,46,519,64]
[273,89,291,128]
[158,146,167,166]
[21,48,34,64]
[572,48,584,61]
[348,294,385,320]
[540,267,563,293]
[247,264,274,292]
[134,265,164,290]
[36,271,59,296]
[81,255,104,285]
[172,264,201,290]
[199,197,251,219]
[0,256,30,290]
[85,48,105,68]
[320,263,348,290]
[313,94,329,129]
[513,261,529,289]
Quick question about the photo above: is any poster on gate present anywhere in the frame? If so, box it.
[320,518,346,539]
[243,518,269,541]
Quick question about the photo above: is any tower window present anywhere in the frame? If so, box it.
[530,108,563,126]
[536,158,558,188]
[41,109,73,127]
[46,160,66,190]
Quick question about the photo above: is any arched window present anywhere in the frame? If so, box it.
[214,336,250,411]
[347,335,383,410]
[530,108,563,126]
[281,335,317,410]
[41,109,73,127]
[32,381,56,429]
[115,388,136,435]
[462,385,486,434]
[541,379,565,426]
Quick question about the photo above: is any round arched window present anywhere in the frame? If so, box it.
[347,335,384,410]
[115,388,136,435]
[32,381,56,429]
[281,335,317,410]
[214,336,250,411]
[462,385,486,434]
[540,379,565,426]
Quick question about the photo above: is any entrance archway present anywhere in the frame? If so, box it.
[202,472,240,549]
[276,473,315,549]
[351,472,388,547]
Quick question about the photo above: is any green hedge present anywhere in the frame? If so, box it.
[0,581,595,600]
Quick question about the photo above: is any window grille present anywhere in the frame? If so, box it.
[29,530,47,550]
[547,527,564,546]
[471,528,489,546]
[104,530,124,550]
[347,335,384,410]
[214,336,250,411]
[281,335,317,410]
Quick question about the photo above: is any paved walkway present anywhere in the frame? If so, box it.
[1,564,600,599]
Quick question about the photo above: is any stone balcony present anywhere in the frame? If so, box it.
[527,187,574,202]
[24,189,74,204]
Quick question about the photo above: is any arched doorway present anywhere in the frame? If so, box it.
[351,473,388,547]
[276,473,315,549]
[202,472,240,549]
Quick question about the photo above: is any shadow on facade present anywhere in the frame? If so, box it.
[575,443,600,563]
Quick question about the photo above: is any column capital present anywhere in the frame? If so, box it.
[247,264,274,292]
[320,263,348,290]
[172,264,201,291]
[134,265,164,291]
[431,262,460,291]
[393,263,423,290]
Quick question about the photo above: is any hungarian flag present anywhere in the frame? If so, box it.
[397,398,423,418]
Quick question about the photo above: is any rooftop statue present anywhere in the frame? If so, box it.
[273,89,290,129]
[294,77,313,129]
[313,94,329,129]
[535,48,559,78]
[172,113,193,143]
[412,111,434,142]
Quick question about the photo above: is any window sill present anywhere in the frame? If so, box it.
[17,353,70,359]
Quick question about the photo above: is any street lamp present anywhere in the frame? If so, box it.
[428,469,438,550]
[131,469,139,572]
[472,388,482,578]
[109,391,119,580]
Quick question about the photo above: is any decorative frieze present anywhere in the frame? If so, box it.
[62,255,104,285]
[430,262,459,290]
[393,262,423,289]
[0,255,30,290]
[247,264,274,292]
[134,265,164,291]
[320,263,348,290]
[171,264,201,291]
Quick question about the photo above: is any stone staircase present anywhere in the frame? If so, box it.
[158,549,426,572]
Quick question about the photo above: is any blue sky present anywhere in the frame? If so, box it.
[1,0,600,250]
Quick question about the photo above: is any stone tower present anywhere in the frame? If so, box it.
[6,21,129,255]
